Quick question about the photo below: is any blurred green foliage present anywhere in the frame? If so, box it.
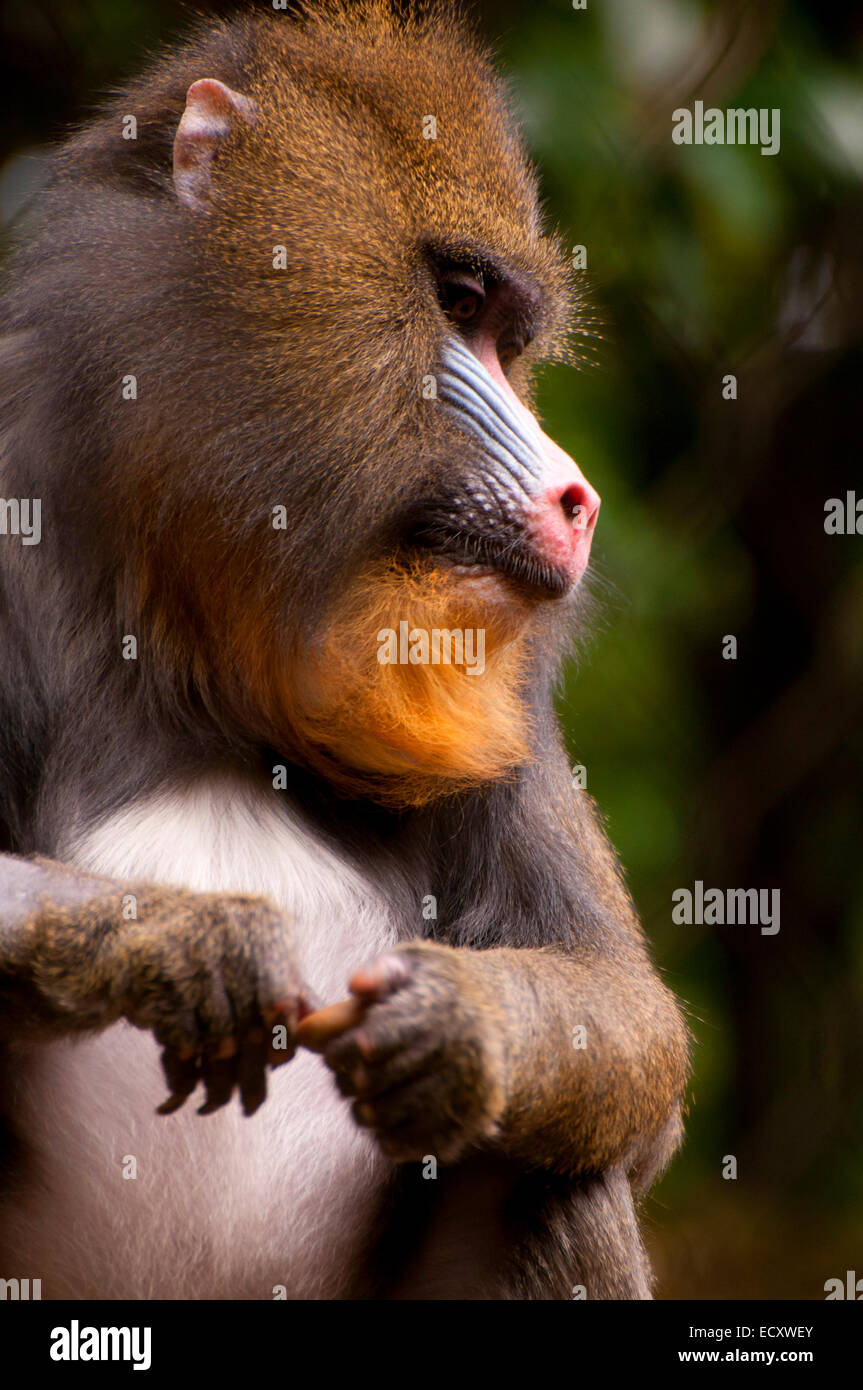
[488,0,863,1297]
[1,0,861,1298]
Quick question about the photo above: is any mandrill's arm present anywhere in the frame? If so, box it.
[300,791,690,1185]
[0,853,308,1115]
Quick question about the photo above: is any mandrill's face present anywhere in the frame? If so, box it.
[129,10,600,804]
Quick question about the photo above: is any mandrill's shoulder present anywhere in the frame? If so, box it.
[421,752,645,956]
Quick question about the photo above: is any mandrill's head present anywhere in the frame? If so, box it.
[33,1,600,806]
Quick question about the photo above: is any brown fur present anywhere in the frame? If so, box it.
[273,562,534,804]
[100,2,579,802]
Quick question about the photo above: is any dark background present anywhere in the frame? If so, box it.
[1,0,860,1299]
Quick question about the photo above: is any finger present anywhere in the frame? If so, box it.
[353,1070,447,1132]
[352,1097,447,1163]
[323,994,417,1072]
[349,1096,444,1163]
[295,997,366,1053]
[324,1024,396,1075]
[348,953,411,1002]
[157,1093,190,1116]
[332,1041,443,1099]
[157,1046,200,1114]
[237,1026,268,1115]
[197,1054,237,1114]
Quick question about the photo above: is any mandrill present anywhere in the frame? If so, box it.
[0,1,689,1299]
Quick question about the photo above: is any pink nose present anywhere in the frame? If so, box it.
[531,435,601,580]
[537,422,601,524]
[473,340,601,583]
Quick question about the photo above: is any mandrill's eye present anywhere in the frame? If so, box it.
[439,274,485,328]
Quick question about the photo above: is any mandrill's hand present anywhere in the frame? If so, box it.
[296,941,510,1163]
[115,893,311,1118]
[0,855,310,1117]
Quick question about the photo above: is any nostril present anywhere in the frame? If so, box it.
[560,484,594,528]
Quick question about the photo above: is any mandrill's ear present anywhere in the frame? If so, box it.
[172,78,258,212]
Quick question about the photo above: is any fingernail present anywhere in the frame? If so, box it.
[157,1094,187,1115]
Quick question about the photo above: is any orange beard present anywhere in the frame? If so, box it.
[278,561,534,806]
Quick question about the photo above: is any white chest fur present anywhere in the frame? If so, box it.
[2,775,398,1298]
